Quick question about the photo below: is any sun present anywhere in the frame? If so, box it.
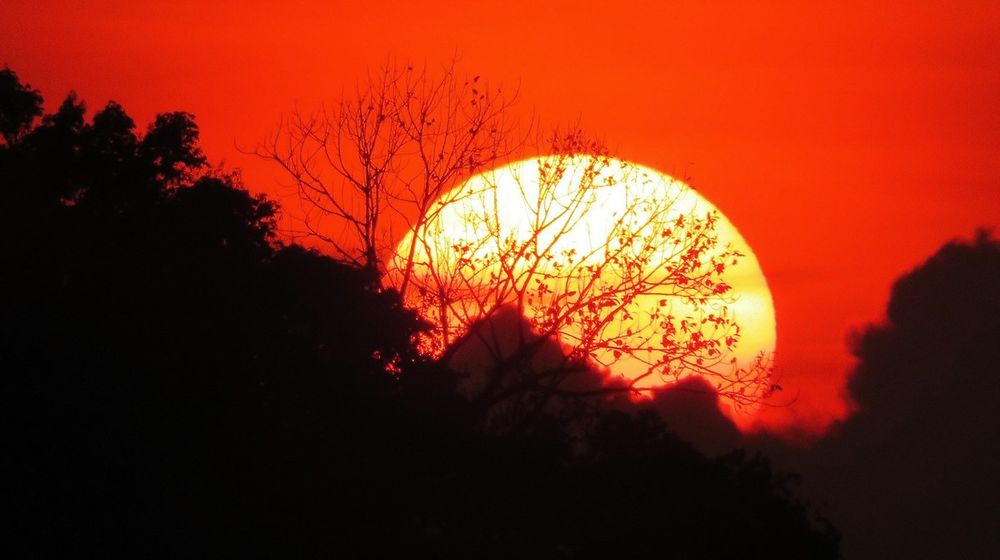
[389,154,776,412]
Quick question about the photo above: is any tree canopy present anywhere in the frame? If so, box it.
[262,63,776,429]
[2,67,838,558]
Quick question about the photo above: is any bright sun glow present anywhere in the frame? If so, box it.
[390,155,776,410]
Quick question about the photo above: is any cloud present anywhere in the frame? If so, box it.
[443,231,1000,560]
[445,303,751,450]
[642,376,743,455]
[763,230,1000,559]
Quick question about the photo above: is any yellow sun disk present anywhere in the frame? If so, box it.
[390,156,776,410]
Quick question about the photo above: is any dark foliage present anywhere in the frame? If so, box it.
[1,71,838,558]
[0,67,44,145]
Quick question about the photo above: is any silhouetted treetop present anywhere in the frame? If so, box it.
[45,91,86,132]
[2,67,838,559]
[0,66,43,145]
[87,100,137,164]
[140,111,206,184]
[1,82,214,214]
[167,174,278,253]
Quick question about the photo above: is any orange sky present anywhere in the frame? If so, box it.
[4,1,998,437]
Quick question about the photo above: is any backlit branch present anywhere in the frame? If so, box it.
[391,133,774,415]
[257,59,522,276]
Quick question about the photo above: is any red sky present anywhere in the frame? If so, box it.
[4,1,998,437]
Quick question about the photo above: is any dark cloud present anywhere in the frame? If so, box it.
[644,376,743,455]
[756,231,1000,559]
[446,231,1000,558]
[448,304,747,445]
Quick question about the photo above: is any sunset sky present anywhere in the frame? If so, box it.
[4,0,998,437]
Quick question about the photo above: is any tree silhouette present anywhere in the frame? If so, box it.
[257,60,520,275]
[264,64,774,425]
[3,68,836,558]
[392,138,772,423]
[2,72,423,555]
[0,66,43,145]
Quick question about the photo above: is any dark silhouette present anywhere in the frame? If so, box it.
[745,231,1000,559]
[818,231,1000,559]
[0,66,43,145]
[645,376,744,455]
[2,68,838,558]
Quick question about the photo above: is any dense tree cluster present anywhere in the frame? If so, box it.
[1,67,838,558]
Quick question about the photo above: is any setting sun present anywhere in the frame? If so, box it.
[6,3,997,555]
[390,155,776,411]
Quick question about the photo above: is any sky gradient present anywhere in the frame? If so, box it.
[4,0,998,436]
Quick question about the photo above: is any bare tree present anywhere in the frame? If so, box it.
[257,61,520,277]
[263,65,773,425]
[389,130,774,420]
